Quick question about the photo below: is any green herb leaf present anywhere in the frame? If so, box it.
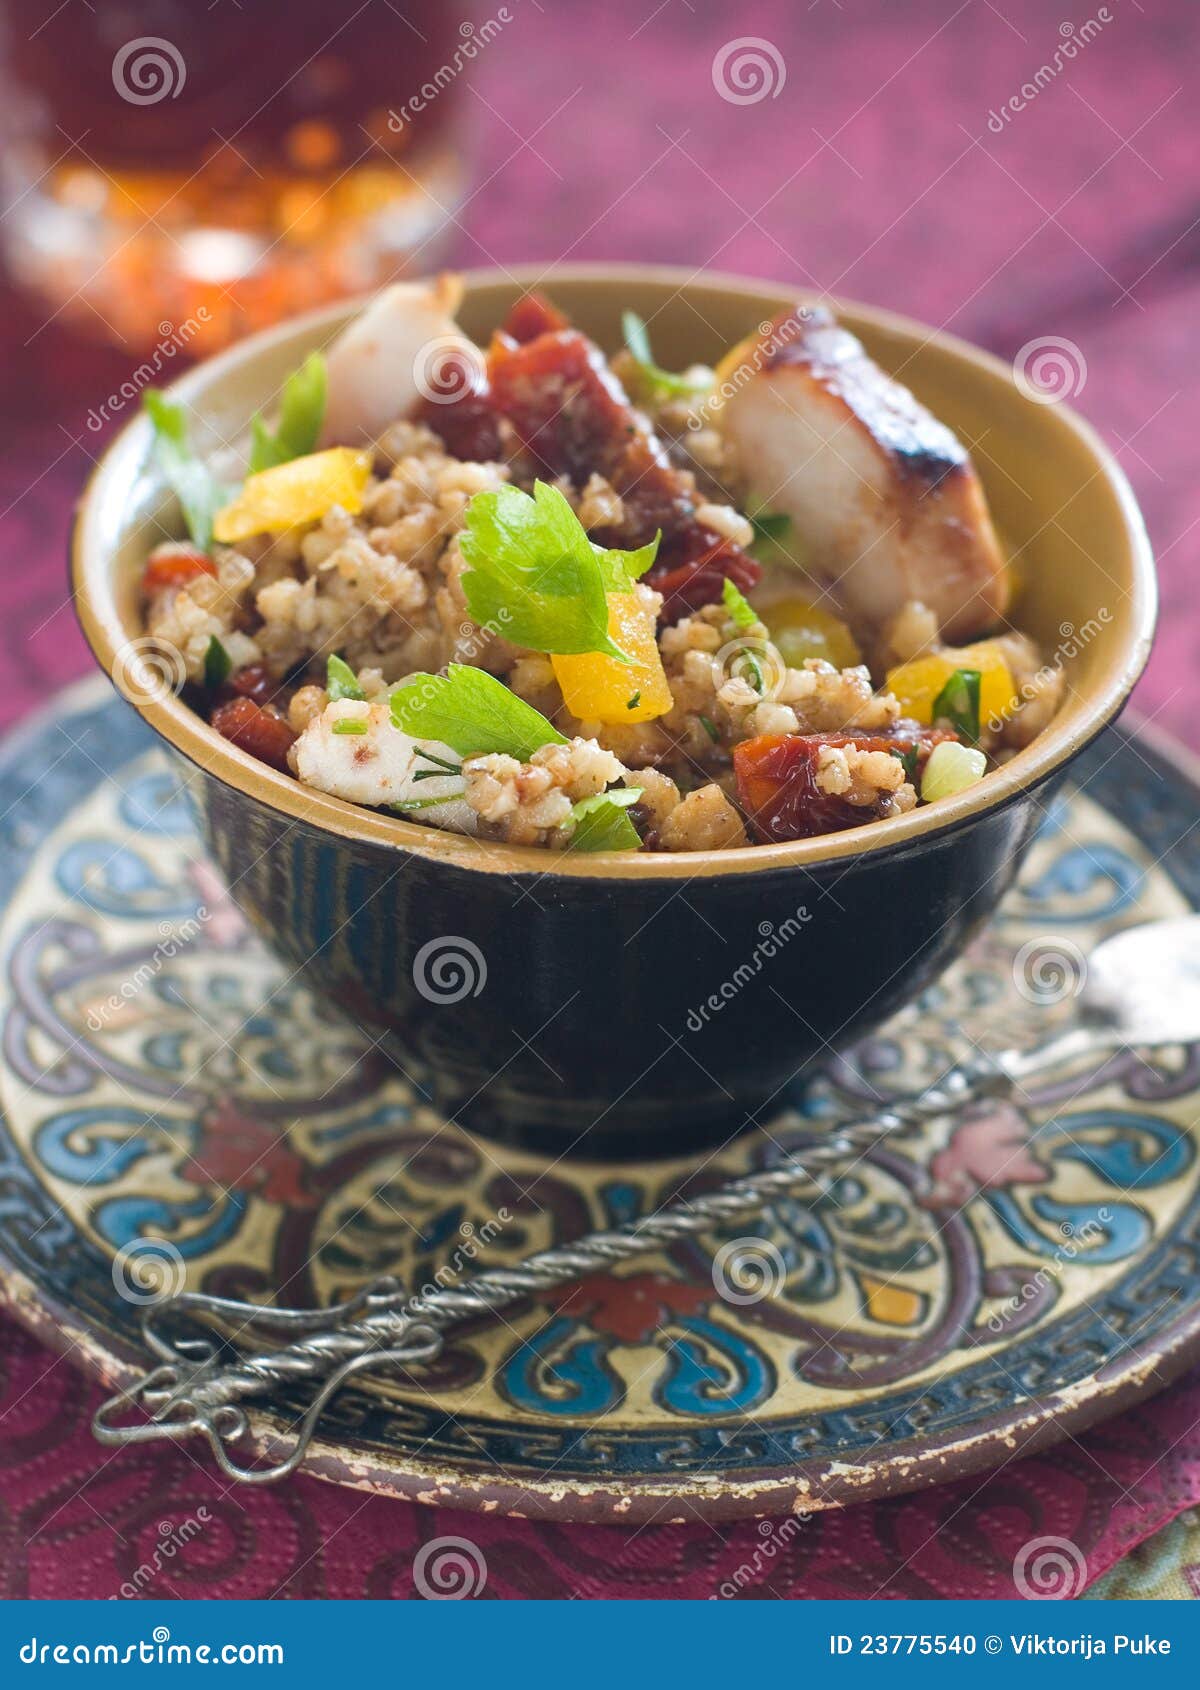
[568,787,644,852]
[248,352,327,473]
[721,577,758,630]
[751,511,792,545]
[594,533,659,591]
[931,668,981,742]
[461,480,632,660]
[389,793,465,813]
[143,391,230,552]
[390,664,568,761]
[699,715,720,743]
[626,691,641,710]
[749,510,802,567]
[326,653,365,702]
[332,716,369,736]
[620,311,698,399]
[203,635,231,690]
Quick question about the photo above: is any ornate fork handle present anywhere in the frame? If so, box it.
[91,1044,1046,1483]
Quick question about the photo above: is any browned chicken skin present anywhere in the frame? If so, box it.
[718,306,1010,642]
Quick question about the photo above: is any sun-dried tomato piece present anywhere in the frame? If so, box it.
[646,538,761,622]
[486,326,760,618]
[416,388,504,463]
[220,663,284,708]
[502,291,571,343]
[734,724,955,843]
[141,548,216,594]
[211,695,296,773]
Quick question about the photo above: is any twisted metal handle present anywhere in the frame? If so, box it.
[92,1045,1034,1483]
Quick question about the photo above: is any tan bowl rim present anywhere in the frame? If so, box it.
[71,263,1157,882]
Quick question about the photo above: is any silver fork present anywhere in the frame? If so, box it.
[92,914,1200,1484]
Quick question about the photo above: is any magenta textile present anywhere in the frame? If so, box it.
[1,0,1198,1598]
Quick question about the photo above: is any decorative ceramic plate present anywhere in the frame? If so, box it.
[1,678,1199,1524]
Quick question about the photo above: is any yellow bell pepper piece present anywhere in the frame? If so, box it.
[886,642,1018,728]
[552,591,673,724]
[213,447,373,543]
[763,594,860,670]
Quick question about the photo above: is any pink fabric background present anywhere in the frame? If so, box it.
[1,0,1198,1598]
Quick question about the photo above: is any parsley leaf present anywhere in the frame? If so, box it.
[595,533,659,591]
[621,311,700,399]
[390,664,568,761]
[203,635,231,690]
[249,353,327,473]
[461,481,634,661]
[143,391,230,552]
[568,787,643,852]
[326,653,365,702]
[721,577,758,630]
[931,668,982,743]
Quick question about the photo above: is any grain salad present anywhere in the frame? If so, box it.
[138,275,1062,854]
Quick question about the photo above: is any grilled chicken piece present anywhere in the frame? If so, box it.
[718,306,1009,642]
[292,700,477,834]
[320,274,482,447]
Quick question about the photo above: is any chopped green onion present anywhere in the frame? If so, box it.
[699,715,720,743]
[326,653,365,702]
[626,691,641,711]
[741,651,765,694]
[332,717,369,736]
[620,311,699,399]
[249,352,327,472]
[203,635,231,690]
[751,511,792,545]
[390,793,465,813]
[920,741,987,802]
[142,391,230,552]
[722,577,758,630]
[931,668,982,742]
[568,787,644,852]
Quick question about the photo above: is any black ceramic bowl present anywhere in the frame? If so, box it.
[72,267,1156,1157]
